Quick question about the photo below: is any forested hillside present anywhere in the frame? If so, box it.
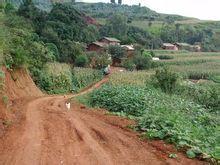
[72,2,220,51]
[0,1,103,94]
[6,0,220,51]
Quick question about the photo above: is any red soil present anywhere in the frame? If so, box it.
[0,67,207,165]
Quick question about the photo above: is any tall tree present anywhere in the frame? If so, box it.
[118,0,122,5]
[110,0,115,3]
[101,14,128,38]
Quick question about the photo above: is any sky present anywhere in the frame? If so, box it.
[78,0,220,20]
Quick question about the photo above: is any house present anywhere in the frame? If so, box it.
[99,37,121,46]
[87,41,107,52]
[162,43,178,50]
[121,45,135,58]
[193,45,201,52]
[87,37,121,52]
[174,42,191,50]
[174,42,201,52]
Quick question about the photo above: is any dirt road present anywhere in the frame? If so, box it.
[0,77,205,165]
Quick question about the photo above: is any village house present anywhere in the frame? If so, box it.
[174,42,201,52]
[99,37,121,45]
[121,45,135,58]
[87,37,121,52]
[193,44,201,52]
[87,37,135,66]
[87,41,107,52]
[174,42,191,50]
[162,43,178,50]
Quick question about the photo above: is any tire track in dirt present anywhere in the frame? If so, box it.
[0,77,206,165]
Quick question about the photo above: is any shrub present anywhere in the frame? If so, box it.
[153,67,179,93]
[122,58,135,71]
[175,84,220,111]
[87,51,112,69]
[142,51,152,58]
[0,69,5,91]
[5,48,28,69]
[158,55,174,60]
[187,71,210,80]
[133,54,152,70]
[75,55,89,67]
[108,45,125,60]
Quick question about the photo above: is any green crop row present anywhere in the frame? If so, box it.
[87,84,220,160]
[32,63,103,94]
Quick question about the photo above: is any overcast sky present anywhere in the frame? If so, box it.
[78,0,220,20]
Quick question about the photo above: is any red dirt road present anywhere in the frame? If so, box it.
[0,78,206,165]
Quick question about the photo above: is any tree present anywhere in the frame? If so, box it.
[101,14,128,38]
[153,67,179,93]
[75,54,89,67]
[110,0,115,3]
[133,54,152,70]
[108,45,125,60]
[118,0,122,5]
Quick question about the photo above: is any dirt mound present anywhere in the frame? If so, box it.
[3,67,42,99]
[0,67,43,136]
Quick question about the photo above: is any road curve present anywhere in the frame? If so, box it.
[0,78,205,165]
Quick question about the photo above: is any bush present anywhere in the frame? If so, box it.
[75,55,89,67]
[153,67,179,93]
[87,51,112,69]
[142,51,152,58]
[108,45,125,60]
[5,48,28,69]
[133,54,152,70]
[187,71,210,80]
[122,58,135,71]
[175,84,220,111]
[31,68,73,94]
[158,55,174,60]
[0,69,5,92]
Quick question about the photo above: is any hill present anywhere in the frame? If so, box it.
[72,2,190,22]
[9,0,190,22]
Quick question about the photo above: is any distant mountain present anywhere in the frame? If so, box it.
[72,2,189,22]
[7,0,74,11]
[9,0,189,22]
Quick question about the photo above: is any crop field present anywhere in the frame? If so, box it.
[35,63,103,94]
[109,71,153,87]
[78,50,220,161]
[153,51,220,80]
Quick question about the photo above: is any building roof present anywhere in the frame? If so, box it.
[90,41,107,48]
[163,43,175,47]
[102,37,121,43]
[121,45,135,50]
[175,42,190,47]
